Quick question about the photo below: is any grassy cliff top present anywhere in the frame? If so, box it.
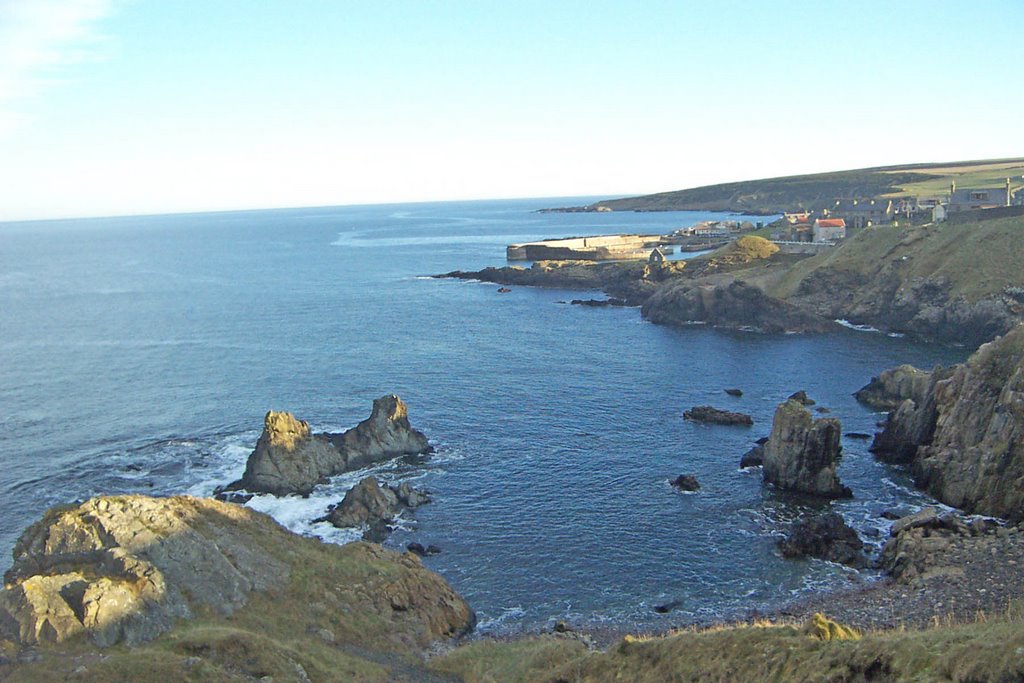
[766,212,1024,302]
[571,158,1024,214]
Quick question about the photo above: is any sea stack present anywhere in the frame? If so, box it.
[762,399,851,498]
[228,395,430,497]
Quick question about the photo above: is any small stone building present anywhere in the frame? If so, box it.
[812,218,846,243]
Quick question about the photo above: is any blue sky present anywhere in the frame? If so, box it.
[1,1,1022,220]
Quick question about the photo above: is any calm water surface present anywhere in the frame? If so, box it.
[0,199,966,633]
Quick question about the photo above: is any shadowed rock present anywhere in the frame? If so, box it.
[326,476,432,541]
[670,474,701,492]
[763,400,851,498]
[778,512,866,567]
[684,405,753,426]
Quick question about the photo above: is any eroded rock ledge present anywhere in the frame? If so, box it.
[763,399,851,498]
[227,394,430,497]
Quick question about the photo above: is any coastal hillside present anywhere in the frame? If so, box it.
[553,158,1024,214]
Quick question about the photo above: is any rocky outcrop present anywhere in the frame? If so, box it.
[0,495,474,652]
[879,508,1005,583]
[670,474,701,492]
[642,280,837,334]
[762,400,851,498]
[740,444,764,468]
[326,476,432,541]
[228,395,430,496]
[787,390,815,406]
[869,325,1024,520]
[778,512,866,567]
[854,364,936,411]
[684,405,753,426]
[0,496,287,647]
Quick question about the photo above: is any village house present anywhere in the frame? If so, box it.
[825,198,894,228]
[813,218,846,243]
[946,178,1023,213]
[783,210,812,224]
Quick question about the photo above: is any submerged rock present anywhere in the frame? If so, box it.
[739,444,765,468]
[227,395,430,497]
[762,400,851,498]
[778,512,866,568]
[670,474,701,492]
[724,388,743,397]
[684,405,753,426]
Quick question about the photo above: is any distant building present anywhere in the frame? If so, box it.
[813,218,846,243]
[783,211,812,224]
[946,178,1023,213]
[826,199,894,228]
[931,204,947,223]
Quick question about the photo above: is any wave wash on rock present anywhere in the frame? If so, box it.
[230,394,431,497]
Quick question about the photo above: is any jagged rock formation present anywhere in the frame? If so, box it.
[854,364,937,411]
[642,280,837,334]
[762,400,851,498]
[0,495,473,652]
[683,405,753,426]
[778,512,866,567]
[869,325,1024,520]
[787,390,815,406]
[229,395,430,496]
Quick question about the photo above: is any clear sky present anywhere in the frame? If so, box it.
[1,0,1022,220]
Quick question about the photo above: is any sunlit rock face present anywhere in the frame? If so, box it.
[0,495,288,646]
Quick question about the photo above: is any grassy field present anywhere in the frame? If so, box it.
[571,158,1024,214]
[764,212,1024,302]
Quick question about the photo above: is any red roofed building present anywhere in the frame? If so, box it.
[812,218,846,243]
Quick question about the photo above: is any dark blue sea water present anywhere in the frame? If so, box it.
[0,199,965,634]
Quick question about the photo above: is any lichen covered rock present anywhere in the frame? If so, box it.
[763,400,851,498]
[854,364,937,411]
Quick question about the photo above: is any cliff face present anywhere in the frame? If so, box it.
[871,325,1024,519]
[642,280,836,334]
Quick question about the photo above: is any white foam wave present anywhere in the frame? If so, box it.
[475,605,526,632]
[835,319,881,333]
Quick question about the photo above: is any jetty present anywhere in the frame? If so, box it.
[506,234,672,261]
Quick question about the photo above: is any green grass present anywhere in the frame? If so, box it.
[765,213,1024,302]
[432,614,1024,683]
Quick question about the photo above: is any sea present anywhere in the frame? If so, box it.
[0,198,967,635]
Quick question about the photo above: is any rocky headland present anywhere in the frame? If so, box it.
[438,214,1024,345]
[0,495,474,680]
[224,395,430,497]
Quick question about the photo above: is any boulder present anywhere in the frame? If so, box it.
[684,406,753,426]
[327,477,400,529]
[879,509,998,583]
[670,474,701,492]
[854,364,936,411]
[725,388,744,397]
[327,477,432,541]
[778,512,866,568]
[868,325,1024,520]
[228,395,430,497]
[762,400,851,498]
